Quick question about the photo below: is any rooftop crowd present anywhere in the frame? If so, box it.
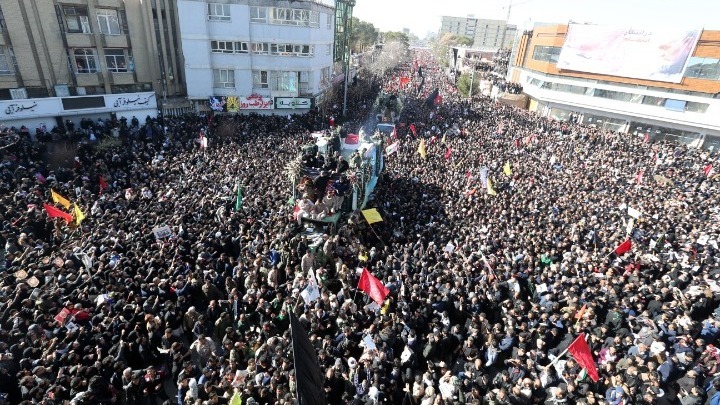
[0,47,720,405]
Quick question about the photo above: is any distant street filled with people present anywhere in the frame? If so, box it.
[1,47,720,405]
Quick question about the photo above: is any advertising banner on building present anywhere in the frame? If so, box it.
[274,97,314,109]
[557,24,701,83]
[208,95,274,112]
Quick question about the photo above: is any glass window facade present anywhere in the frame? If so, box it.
[684,57,720,80]
[532,46,561,63]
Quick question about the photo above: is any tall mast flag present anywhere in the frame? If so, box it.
[357,268,390,305]
[289,311,326,405]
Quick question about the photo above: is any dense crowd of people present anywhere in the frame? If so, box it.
[1,47,720,405]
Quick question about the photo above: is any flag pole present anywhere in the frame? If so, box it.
[288,313,301,405]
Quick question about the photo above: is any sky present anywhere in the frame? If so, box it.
[352,0,720,38]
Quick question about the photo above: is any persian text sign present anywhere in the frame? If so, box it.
[557,24,701,83]
[209,95,274,112]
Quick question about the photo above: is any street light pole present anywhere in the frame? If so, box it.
[469,67,475,99]
[343,62,348,116]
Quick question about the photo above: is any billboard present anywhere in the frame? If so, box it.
[556,24,701,83]
[208,95,274,112]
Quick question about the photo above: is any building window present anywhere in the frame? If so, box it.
[321,66,331,86]
[74,49,98,73]
[105,49,127,72]
[211,41,248,54]
[685,101,709,113]
[270,44,313,57]
[326,44,331,55]
[269,7,319,27]
[684,57,720,80]
[250,43,269,55]
[250,6,267,23]
[208,3,231,21]
[299,71,310,93]
[253,70,269,89]
[63,6,91,34]
[532,46,561,63]
[97,9,121,35]
[213,69,235,88]
[327,13,332,29]
[0,46,13,74]
[272,71,298,92]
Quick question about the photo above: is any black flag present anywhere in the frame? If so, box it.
[417,66,423,78]
[425,88,439,108]
[290,311,326,405]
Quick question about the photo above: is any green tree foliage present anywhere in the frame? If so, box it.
[349,17,379,53]
[382,31,410,48]
[457,72,480,98]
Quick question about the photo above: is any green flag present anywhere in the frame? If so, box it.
[235,185,242,211]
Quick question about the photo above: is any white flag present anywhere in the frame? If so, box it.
[626,218,635,235]
[300,269,320,303]
[628,206,642,219]
[361,334,377,351]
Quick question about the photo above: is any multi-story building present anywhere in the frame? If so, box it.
[440,16,516,50]
[178,0,336,113]
[0,0,186,129]
[510,24,720,148]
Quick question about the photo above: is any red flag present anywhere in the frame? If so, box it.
[614,239,632,255]
[567,333,599,382]
[357,268,389,305]
[636,169,644,184]
[99,176,108,191]
[43,203,73,223]
[409,124,417,137]
[399,77,410,87]
[643,133,650,143]
[704,164,715,177]
[345,134,359,144]
[444,148,452,160]
[434,94,443,105]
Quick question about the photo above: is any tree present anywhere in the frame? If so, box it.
[457,72,480,98]
[430,33,474,67]
[349,18,378,53]
[382,31,410,48]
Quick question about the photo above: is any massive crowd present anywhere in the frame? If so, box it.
[0,47,719,405]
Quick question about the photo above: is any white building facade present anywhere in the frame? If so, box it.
[178,0,336,113]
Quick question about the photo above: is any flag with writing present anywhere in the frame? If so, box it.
[614,239,632,255]
[487,178,497,196]
[51,189,71,209]
[385,142,399,155]
[417,138,426,159]
[567,333,599,382]
[73,203,86,225]
[43,203,73,223]
[289,311,326,405]
[358,268,390,305]
[479,166,489,188]
[301,269,320,303]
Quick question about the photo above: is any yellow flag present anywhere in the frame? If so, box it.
[441,133,446,144]
[504,161,512,176]
[381,298,391,315]
[229,392,242,405]
[487,178,497,196]
[74,203,86,225]
[51,189,71,209]
[417,138,426,159]
[361,208,383,224]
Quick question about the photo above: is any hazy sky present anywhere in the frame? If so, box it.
[352,0,720,37]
